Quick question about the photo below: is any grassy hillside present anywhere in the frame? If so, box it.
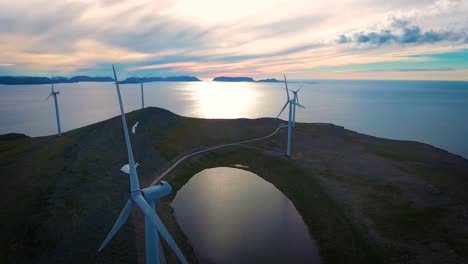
[1,107,467,264]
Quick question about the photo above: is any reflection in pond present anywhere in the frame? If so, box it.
[172,167,321,264]
[231,164,249,169]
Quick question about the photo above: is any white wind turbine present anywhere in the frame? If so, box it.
[276,74,304,157]
[134,73,153,109]
[98,65,188,264]
[289,85,303,128]
[44,74,62,136]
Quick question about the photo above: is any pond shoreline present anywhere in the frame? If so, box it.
[171,166,321,263]
[156,147,381,264]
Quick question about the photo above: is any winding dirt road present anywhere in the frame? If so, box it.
[149,124,288,186]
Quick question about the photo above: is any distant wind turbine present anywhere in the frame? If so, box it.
[289,85,303,128]
[98,65,188,264]
[276,74,304,157]
[134,73,153,109]
[44,74,62,136]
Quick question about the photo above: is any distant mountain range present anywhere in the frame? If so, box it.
[118,76,200,84]
[0,75,201,85]
[213,76,255,82]
[0,76,114,85]
[257,78,282,83]
[0,75,292,85]
[212,76,282,82]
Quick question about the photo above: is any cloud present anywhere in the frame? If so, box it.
[396,68,454,71]
[0,0,467,79]
[336,35,352,44]
[355,67,456,72]
[338,19,466,46]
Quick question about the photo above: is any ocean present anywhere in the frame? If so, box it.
[0,80,467,158]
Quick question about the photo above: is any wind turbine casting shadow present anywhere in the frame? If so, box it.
[45,75,62,136]
[98,65,188,264]
[276,74,304,158]
[134,73,153,109]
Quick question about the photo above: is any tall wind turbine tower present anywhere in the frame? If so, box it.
[289,86,303,128]
[98,65,188,264]
[45,75,62,136]
[135,73,153,109]
[276,74,304,157]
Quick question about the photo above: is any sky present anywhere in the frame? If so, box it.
[0,0,467,80]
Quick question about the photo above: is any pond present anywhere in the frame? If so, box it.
[172,167,321,263]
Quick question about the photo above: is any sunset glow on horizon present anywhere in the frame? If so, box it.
[0,0,467,80]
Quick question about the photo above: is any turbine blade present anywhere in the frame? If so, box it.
[98,199,134,252]
[295,94,299,104]
[51,72,54,91]
[295,102,305,109]
[143,72,153,79]
[133,195,188,264]
[276,101,289,119]
[296,86,302,93]
[283,74,290,101]
[44,94,52,101]
[112,65,141,192]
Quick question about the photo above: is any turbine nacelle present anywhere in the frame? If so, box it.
[45,88,60,101]
[98,181,172,253]
[134,72,154,83]
[289,86,302,104]
[141,181,172,201]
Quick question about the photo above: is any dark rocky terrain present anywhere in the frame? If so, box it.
[1,107,467,264]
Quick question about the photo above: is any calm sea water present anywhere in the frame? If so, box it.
[0,80,467,157]
[172,167,321,263]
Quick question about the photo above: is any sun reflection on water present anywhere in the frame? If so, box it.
[182,82,260,119]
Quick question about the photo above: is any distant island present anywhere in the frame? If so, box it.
[257,78,282,83]
[213,76,255,82]
[212,76,283,82]
[119,76,200,84]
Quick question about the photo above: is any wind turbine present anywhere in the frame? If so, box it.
[134,73,153,109]
[98,65,188,264]
[276,74,304,157]
[45,74,62,136]
[289,85,303,128]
